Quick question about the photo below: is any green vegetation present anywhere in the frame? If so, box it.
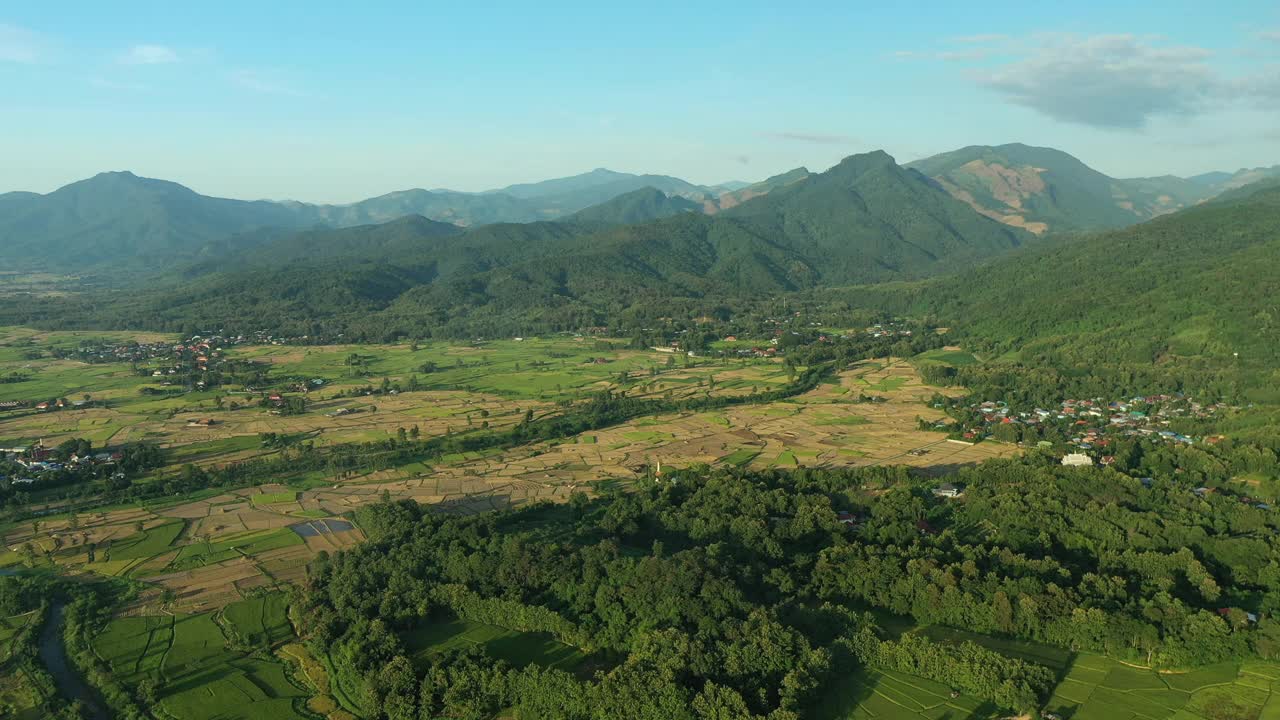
[815,666,999,719]
[1043,653,1280,720]
[167,528,303,572]
[404,617,586,672]
[251,491,298,506]
[7,152,1027,339]
[108,521,184,561]
[291,449,1280,719]
[223,592,294,648]
[847,181,1280,405]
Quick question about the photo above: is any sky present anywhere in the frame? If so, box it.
[2,1,1278,203]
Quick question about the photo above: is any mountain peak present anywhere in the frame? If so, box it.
[828,150,900,180]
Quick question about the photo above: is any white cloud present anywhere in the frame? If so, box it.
[1260,30,1280,43]
[0,23,47,64]
[119,44,179,65]
[978,34,1219,129]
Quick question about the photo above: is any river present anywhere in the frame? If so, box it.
[37,601,108,720]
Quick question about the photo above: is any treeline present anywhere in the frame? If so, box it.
[839,623,1053,710]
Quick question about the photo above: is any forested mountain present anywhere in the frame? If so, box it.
[907,143,1214,233]
[566,187,702,225]
[6,151,1029,338]
[870,179,1280,399]
[0,168,796,275]
[0,171,311,272]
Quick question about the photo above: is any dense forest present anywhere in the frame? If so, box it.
[295,450,1280,719]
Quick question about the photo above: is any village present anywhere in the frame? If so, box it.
[943,393,1233,463]
[0,442,129,491]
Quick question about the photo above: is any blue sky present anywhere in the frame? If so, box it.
[2,1,1278,202]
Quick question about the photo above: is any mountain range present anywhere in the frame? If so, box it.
[2,146,1275,276]
[5,150,1028,337]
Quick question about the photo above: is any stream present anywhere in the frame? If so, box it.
[37,601,109,720]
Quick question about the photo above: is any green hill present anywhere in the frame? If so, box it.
[0,171,310,272]
[900,179,1280,395]
[566,187,702,225]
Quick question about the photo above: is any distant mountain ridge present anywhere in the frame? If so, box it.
[0,167,788,273]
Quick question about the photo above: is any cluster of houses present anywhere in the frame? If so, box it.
[863,322,915,339]
[69,330,305,370]
[949,394,1230,461]
[0,444,124,488]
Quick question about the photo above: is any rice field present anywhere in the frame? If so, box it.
[94,609,310,720]
[1045,654,1280,720]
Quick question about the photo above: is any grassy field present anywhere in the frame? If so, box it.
[223,592,293,647]
[94,609,311,720]
[251,491,299,506]
[1045,653,1280,720]
[913,347,980,367]
[403,617,586,673]
[167,527,303,572]
[815,666,1000,719]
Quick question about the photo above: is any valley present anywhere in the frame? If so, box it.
[1,143,1278,720]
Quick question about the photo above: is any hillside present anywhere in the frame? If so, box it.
[907,143,1214,233]
[908,180,1280,393]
